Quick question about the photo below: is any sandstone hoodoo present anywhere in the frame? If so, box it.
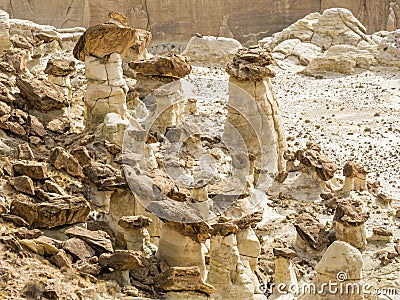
[0,4,398,299]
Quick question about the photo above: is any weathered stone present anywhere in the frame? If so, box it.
[118,215,153,229]
[129,53,191,79]
[233,211,263,229]
[65,226,113,253]
[75,258,101,276]
[44,59,76,76]
[273,247,297,259]
[295,212,329,252]
[310,241,363,300]
[13,228,42,239]
[183,35,242,67]
[226,46,275,81]
[13,161,48,180]
[16,76,68,111]
[17,143,35,160]
[99,250,142,270]
[49,146,84,178]
[334,199,369,249]
[83,162,126,190]
[2,48,28,72]
[27,115,47,137]
[10,175,35,195]
[342,161,368,193]
[73,22,148,61]
[70,146,92,167]
[63,238,95,261]
[155,266,216,295]
[46,117,71,133]
[10,194,90,228]
[50,249,72,269]
[295,147,337,181]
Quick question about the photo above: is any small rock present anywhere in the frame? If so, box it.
[65,226,113,253]
[99,250,142,271]
[49,146,84,177]
[17,143,35,160]
[10,175,35,195]
[50,249,72,269]
[63,238,95,260]
[46,117,71,134]
[13,160,48,180]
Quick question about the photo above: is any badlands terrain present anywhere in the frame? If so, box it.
[0,5,398,300]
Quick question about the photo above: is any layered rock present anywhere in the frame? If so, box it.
[183,35,242,67]
[129,53,191,134]
[73,17,151,135]
[272,248,298,297]
[333,199,369,249]
[342,161,368,194]
[44,59,76,101]
[207,221,261,300]
[224,46,286,190]
[118,215,155,254]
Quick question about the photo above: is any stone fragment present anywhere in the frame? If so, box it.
[83,162,126,190]
[13,161,48,179]
[16,76,68,111]
[334,198,369,249]
[155,266,216,295]
[51,249,72,269]
[99,250,142,270]
[10,175,35,195]
[294,212,329,253]
[2,48,28,72]
[129,53,191,79]
[10,194,90,228]
[44,59,76,76]
[342,161,368,193]
[27,115,47,137]
[63,238,95,261]
[75,257,101,276]
[13,228,42,239]
[17,143,35,160]
[49,146,84,177]
[70,146,92,167]
[65,226,113,253]
[46,117,71,133]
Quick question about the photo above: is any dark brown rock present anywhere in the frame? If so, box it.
[295,147,338,181]
[70,146,92,167]
[99,250,142,271]
[49,147,84,178]
[2,49,28,72]
[0,115,26,136]
[226,46,275,81]
[2,214,30,227]
[63,238,95,260]
[10,35,33,51]
[13,160,48,179]
[10,194,90,228]
[44,59,76,77]
[10,175,35,195]
[83,162,126,190]
[50,249,72,269]
[155,266,216,295]
[334,199,369,225]
[13,228,42,239]
[129,53,191,79]
[294,213,329,251]
[211,222,239,236]
[16,76,68,111]
[75,258,101,276]
[73,23,148,61]
[0,236,24,252]
[118,215,152,229]
[164,221,211,243]
[343,161,368,178]
[233,211,263,229]
[65,226,113,253]
[27,115,47,137]
[372,227,393,237]
[273,247,297,259]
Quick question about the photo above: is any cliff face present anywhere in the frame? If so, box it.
[0,0,399,45]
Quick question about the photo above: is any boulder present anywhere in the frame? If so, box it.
[99,250,142,270]
[183,36,242,67]
[10,194,90,228]
[63,238,95,260]
[49,146,84,178]
[44,59,76,76]
[65,226,114,253]
[129,53,191,79]
[73,22,149,61]
[16,76,68,111]
[10,175,35,195]
[13,160,48,180]
[295,212,329,253]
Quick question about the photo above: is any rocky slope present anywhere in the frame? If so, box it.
[0,6,398,300]
[0,0,399,48]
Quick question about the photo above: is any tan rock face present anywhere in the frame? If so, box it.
[2,1,398,44]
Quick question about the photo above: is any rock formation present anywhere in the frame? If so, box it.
[73,16,151,135]
[308,241,364,300]
[333,199,369,249]
[44,59,76,101]
[224,46,286,189]
[183,35,242,67]
[129,52,191,134]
